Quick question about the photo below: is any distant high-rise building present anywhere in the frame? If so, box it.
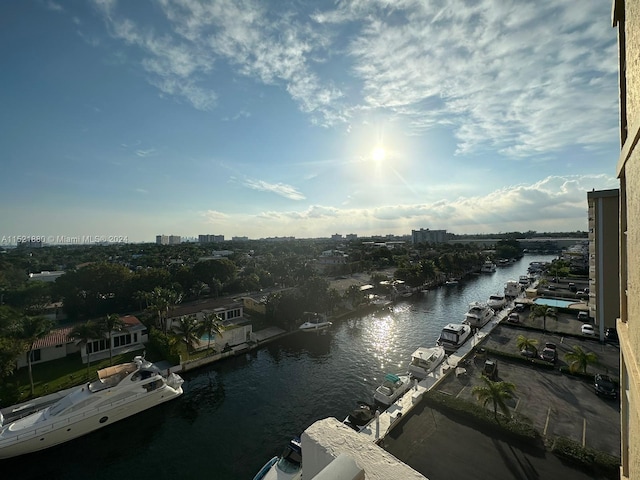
[331,233,343,241]
[345,233,358,241]
[411,228,447,244]
[168,235,181,245]
[232,236,249,242]
[199,234,224,243]
[156,235,169,245]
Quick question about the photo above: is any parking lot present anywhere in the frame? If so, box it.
[437,322,621,456]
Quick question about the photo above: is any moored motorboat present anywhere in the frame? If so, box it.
[343,401,377,432]
[437,323,472,353]
[463,302,494,328]
[504,280,520,297]
[253,437,302,480]
[0,356,183,459]
[298,312,332,332]
[407,346,446,379]
[373,373,412,406]
[487,294,507,310]
[480,260,496,273]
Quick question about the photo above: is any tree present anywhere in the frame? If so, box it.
[70,321,104,378]
[18,316,54,396]
[472,376,516,421]
[564,345,598,374]
[529,304,551,331]
[102,313,126,366]
[172,315,201,359]
[146,287,182,334]
[200,312,224,352]
[515,335,538,355]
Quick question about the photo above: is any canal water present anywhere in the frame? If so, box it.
[6,255,554,479]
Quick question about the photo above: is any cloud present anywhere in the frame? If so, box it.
[242,179,306,200]
[203,210,229,222]
[135,188,148,194]
[46,1,63,12]
[135,148,157,158]
[228,174,617,237]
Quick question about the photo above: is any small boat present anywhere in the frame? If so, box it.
[437,323,472,353]
[298,312,332,332]
[463,302,494,328]
[487,294,507,310]
[407,346,446,379]
[343,401,377,432]
[445,279,459,286]
[253,437,302,480]
[0,356,184,459]
[480,260,496,273]
[518,275,530,287]
[373,373,412,406]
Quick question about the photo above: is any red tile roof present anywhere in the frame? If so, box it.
[32,315,143,349]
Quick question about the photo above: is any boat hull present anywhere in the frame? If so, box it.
[0,385,182,459]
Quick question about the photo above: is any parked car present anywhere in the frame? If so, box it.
[568,282,577,292]
[547,284,557,291]
[521,347,538,359]
[581,324,595,336]
[605,328,619,344]
[482,359,498,380]
[507,312,520,323]
[540,343,558,363]
[513,303,525,312]
[577,311,589,321]
[594,373,617,399]
[577,290,589,297]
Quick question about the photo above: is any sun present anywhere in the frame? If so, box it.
[372,146,386,162]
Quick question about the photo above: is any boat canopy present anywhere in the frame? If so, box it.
[384,373,401,383]
[97,362,138,381]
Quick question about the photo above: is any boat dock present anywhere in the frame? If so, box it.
[357,299,515,443]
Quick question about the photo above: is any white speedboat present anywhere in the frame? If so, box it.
[253,437,302,480]
[437,323,472,353]
[463,302,494,328]
[487,294,507,310]
[480,260,496,273]
[407,346,446,379]
[298,312,332,332]
[0,356,183,459]
[373,373,412,406]
[504,280,520,298]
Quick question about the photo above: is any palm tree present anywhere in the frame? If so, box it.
[529,304,553,331]
[18,316,53,396]
[70,321,104,379]
[102,313,126,366]
[200,312,224,352]
[172,315,201,359]
[472,376,517,421]
[564,345,598,374]
[515,334,538,356]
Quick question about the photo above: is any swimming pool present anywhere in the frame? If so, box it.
[533,298,581,308]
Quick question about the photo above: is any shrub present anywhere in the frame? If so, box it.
[551,436,620,477]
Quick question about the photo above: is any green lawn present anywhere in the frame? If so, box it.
[6,349,145,404]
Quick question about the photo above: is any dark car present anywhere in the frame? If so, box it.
[521,347,538,358]
[507,312,520,323]
[540,342,557,363]
[594,374,617,399]
[482,359,498,380]
[513,303,525,312]
[605,328,619,344]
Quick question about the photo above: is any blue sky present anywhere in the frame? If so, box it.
[0,0,620,243]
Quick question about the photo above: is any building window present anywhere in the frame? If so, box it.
[30,349,41,362]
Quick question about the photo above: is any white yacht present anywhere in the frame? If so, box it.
[298,312,332,332]
[480,260,496,273]
[487,294,507,310]
[463,302,495,328]
[0,356,183,459]
[407,346,446,379]
[373,373,412,406]
[504,280,520,298]
[437,323,472,353]
[253,437,302,480]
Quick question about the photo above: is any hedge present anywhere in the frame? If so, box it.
[550,436,620,478]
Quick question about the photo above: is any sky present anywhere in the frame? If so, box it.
[0,0,621,244]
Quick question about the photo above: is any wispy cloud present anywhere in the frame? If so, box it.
[242,179,306,201]
[203,210,229,222]
[135,148,157,158]
[135,188,148,194]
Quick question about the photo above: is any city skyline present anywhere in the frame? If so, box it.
[0,1,620,243]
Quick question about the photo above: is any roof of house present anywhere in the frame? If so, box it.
[32,315,143,349]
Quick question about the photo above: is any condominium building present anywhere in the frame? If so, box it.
[411,228,447,245]
[587,189,620,340]
[613,1,640,477]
